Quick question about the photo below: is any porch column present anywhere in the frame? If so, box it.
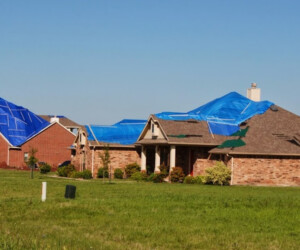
[91,147,95,177]
[170,145,176,170]
[141,146,147,171]
[154,145,160,172]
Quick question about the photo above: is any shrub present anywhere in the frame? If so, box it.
[125,163,140,178]
[147,173,155,182]
[57,164,75,177]
[82,169,92,179]
[69,170,92,179]
[70,171,83,178]
[159,164,170,178]
[194,175,206,185]
[170,167,185,183]
[97,167,109,178]
[184,176,195,184]
[205,161,231,186]
[152,173,165,183]
[131,171,147,182]
[146,173,166,183]
[114,168,124,179]
[39,163,51,174]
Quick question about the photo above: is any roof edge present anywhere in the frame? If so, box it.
[210,151,300,157]
[0,132,13,147]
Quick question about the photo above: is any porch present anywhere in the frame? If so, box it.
[140,145,217,176]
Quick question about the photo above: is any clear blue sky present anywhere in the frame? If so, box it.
[1,0,299,125]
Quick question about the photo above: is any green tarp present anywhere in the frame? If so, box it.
[217,139,246,148]
[231,127,249,137]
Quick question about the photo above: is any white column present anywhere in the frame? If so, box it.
[170,145,176,170]
[91,148,95,177]
[41,182,47,202]
[154,145,160,172]
[231,156,234,186]
[141,146,146,171]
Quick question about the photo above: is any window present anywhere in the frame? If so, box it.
[24,152,29,162]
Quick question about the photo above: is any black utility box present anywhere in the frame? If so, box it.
[65,185,76,199]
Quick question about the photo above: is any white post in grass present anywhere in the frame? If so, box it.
[41,182,47,202]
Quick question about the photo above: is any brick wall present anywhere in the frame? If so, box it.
[192,147,221,176]
[91,148,141,178]
[193,159,216,176]
[72,140,141,178]
[192,154,300,186]
[9,123,75,168]
[232,157,300,186]
[0,135,8,166]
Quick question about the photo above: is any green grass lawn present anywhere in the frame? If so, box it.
[0,169,299,249]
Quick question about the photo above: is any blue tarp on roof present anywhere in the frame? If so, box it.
[156,92,274,136]
[86,119,147,145]
[0,97,50,146]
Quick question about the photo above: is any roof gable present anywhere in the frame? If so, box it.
[137,116,168,143]
[23,121,76,145]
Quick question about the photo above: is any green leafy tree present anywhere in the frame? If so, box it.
[26,148,38,179]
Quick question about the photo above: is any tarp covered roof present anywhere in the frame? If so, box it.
[0,97,50,146]
[155,92,274,136]
[86,119,147,145]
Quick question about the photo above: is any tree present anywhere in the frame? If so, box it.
[26,148,38,179]
[99,145,111,182]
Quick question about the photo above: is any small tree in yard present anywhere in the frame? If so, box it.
[26,148,38,179]
[99,145,111,182]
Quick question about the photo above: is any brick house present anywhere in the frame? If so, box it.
[0,98,76,169]
[136,88,300,186]
[6,123,76,169]
[71,120,146,177]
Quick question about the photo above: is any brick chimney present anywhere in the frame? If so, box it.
[50,115,60,123]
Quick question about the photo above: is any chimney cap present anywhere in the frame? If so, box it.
[251,82,257,88]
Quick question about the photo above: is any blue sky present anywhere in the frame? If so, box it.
[1,0,299,124]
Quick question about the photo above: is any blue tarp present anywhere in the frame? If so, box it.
[86,119,147,145]
[156,92,274,136]
[0,97,50,146]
